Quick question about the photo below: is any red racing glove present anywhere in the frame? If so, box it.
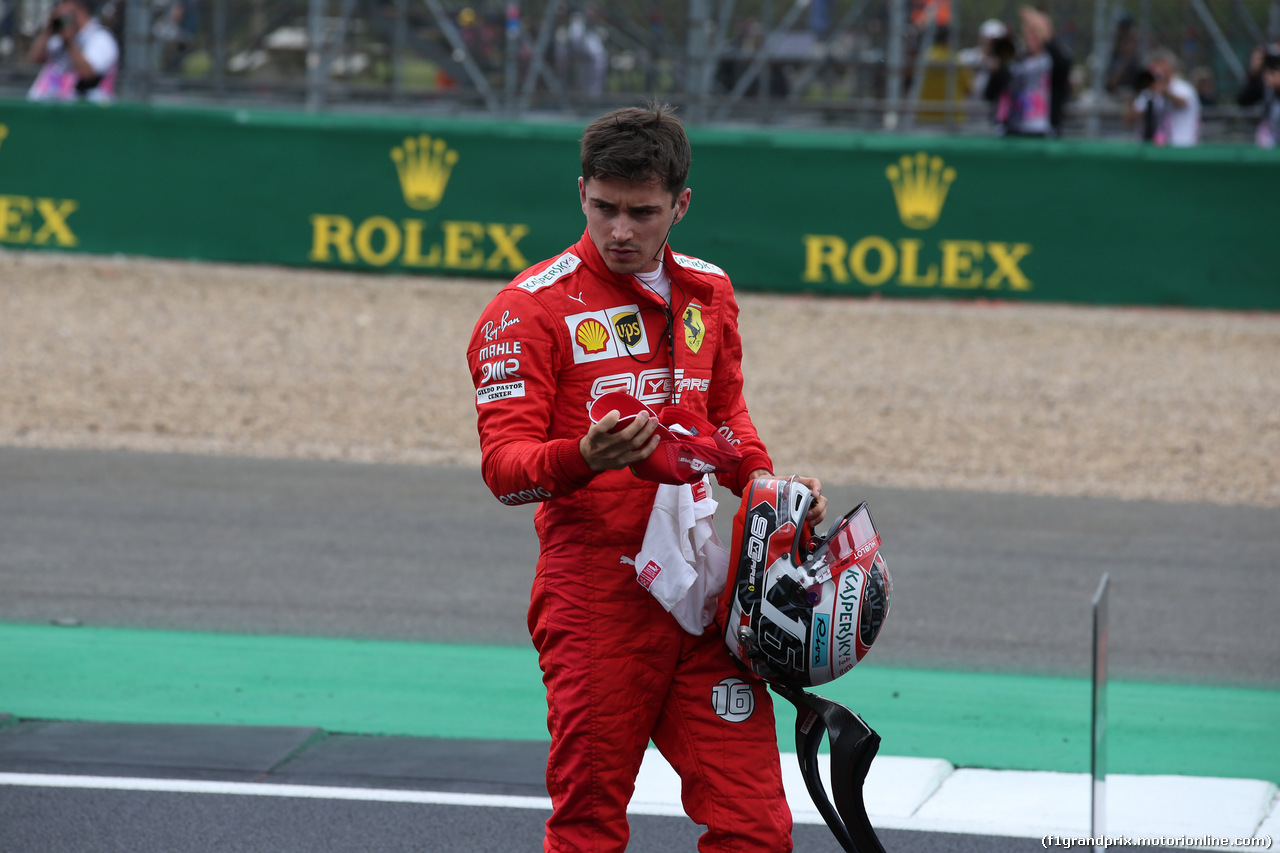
[589,391,744,485]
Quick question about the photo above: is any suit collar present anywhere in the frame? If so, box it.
[573,228,715,305]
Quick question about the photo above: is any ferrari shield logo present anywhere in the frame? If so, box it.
[682,304,705,354]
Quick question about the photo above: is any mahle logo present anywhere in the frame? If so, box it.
[886,151,955,230]
[390,134,459,210]
[801,150,1033,292]
[309,134,528,272]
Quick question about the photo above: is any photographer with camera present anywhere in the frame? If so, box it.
[1127,49,1200,147]
[27,0,118,103]
[1237,40,1280,107]
[981,6,1072,137]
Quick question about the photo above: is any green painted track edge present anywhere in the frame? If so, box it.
[1,622,1276,783]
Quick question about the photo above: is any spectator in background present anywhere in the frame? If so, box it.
[1128,50,1200,147]
[714,17,788,99]
[916,25,972,123]
[911,0,951,29]
[27,0,118,102]
[959,18,1007,101]
[981,27,1016,124]
[1237,40,1280,108]
[153,0,199,74]
[1,2,16,60]
[557,8,608,96]
[1105,13,1145,95]
[1248,50,1280,148]
[984,5,1072,137]
[1189,66,1217,107]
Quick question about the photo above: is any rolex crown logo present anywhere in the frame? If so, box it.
[391,134,459,210]
[886,151,955,230]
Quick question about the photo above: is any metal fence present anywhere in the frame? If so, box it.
[3,0,1278,140]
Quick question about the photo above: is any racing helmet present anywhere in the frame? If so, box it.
[721,477,891,688]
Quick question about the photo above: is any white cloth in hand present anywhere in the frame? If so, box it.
[633,476,729,635]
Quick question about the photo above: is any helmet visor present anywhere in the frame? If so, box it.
[811,502,881,579]
[810,502,892,652]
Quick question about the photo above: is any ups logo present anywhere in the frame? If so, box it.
[611,311,644,348]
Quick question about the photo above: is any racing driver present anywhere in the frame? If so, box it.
[467,103,827,853]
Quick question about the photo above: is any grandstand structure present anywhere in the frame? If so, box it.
[1,0,1277,141]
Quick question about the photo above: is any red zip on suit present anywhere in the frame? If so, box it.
[468,229,793,853]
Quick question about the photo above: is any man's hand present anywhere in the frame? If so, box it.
[796,476,828,527]
[28,6,61,62]
[580,409,660,473]
[748,469,828,527]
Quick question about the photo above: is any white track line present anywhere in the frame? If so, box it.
[0,772,552,811]
[3,755,1277,852]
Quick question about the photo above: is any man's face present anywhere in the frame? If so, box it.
[56,1,82,20]
[579,175,690,276]
[1021,24,1043,55]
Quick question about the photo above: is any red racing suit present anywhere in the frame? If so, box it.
[468,229,793,853]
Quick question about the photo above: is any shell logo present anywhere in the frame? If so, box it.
[575,318,610,354]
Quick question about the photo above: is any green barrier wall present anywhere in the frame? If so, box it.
[1,100,1275,309]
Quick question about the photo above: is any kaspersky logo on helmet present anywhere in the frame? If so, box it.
[833,568,866,678]
[801,150,1034,293]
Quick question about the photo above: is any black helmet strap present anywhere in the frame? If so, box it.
[772,684,889,853]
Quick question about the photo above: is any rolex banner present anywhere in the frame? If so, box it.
[1,100,1276,310]
[0,101,571,277]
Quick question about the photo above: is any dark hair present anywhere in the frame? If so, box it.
[580,103,691,200]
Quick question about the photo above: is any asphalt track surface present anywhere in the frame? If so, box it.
[0,787,1079,853]
[4,446,1276,684]
[2,446,1278,852]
